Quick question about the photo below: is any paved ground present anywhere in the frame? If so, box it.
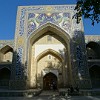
[0,89,100,100]
[0,96,100,100]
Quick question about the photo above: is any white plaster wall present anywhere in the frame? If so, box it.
[35,44,64,58]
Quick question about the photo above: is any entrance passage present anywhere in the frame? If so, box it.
[0,68,11,88]
[43,72,57,90]
[89,65,100,88]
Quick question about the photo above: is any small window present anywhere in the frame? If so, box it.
[48,55,52,59]
[47,35,52,41]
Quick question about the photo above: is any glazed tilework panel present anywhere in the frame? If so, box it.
[76,45,85,77]
[16,47,23,79]
[19,8,26,36]
[71,30,88,82]
[27,12,71,36]
[18,5,78,37]
[26,5,75,12]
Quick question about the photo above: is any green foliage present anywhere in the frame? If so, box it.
[74,0,100,25]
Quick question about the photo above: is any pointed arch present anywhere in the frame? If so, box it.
[0,45,13,54]
[0,45,13,62]
[36,49,63,62]
[27,22,72,88]
[28,22,70,45]
[27,22,71,65]
[86,41,100,59]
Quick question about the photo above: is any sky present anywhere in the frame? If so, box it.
[0,0,100,40]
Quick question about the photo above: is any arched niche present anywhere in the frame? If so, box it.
[89,65,100,88]
[0,67,11,87]
[36,49,63,88]
[0,45,13,62]
[86,42,100,59]
[0,67,11,80]
[27,23,72,88]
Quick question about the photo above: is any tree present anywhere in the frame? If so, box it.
[74,0,100,25]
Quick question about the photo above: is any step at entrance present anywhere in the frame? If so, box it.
[40,90,59,96]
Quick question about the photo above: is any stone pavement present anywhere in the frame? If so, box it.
[0,96,100,100]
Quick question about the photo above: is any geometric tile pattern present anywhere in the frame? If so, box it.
[16,47,23,79]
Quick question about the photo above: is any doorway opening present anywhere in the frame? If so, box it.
[0,68,11,88]
[89,65,100,88]
[43,72,57,90]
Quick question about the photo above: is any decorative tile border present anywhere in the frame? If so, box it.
[18,5,76,37]
[19,8,26,36]
[16,47,23,79]
[76,45,85,77]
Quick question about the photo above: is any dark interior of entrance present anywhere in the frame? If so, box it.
[89,65,100,88]
[0,68,11,87]
[43,72,57,90]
